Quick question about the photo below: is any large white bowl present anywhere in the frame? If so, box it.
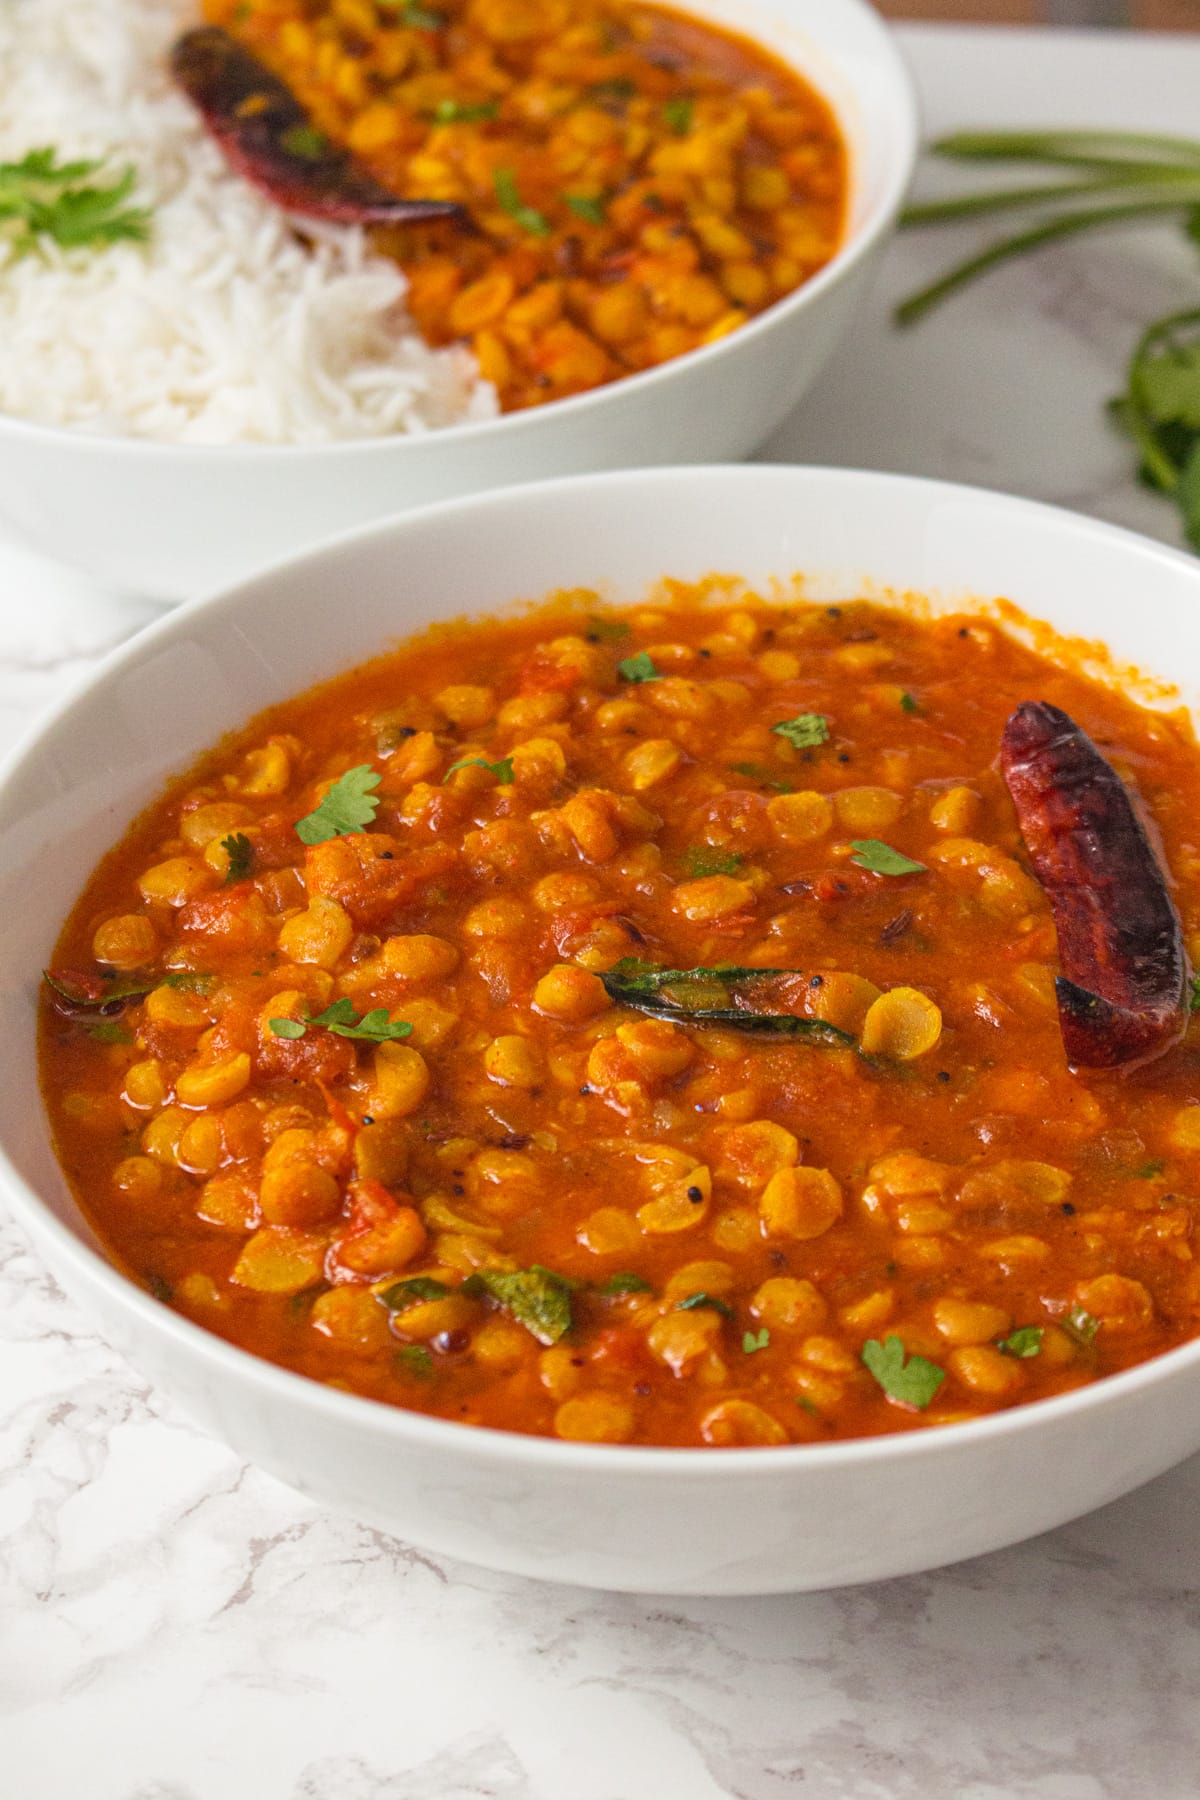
[0,0,916,602]
[8,465,1200,1596]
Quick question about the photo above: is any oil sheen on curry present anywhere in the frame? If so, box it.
[40,591,1200,1448]
[174,0,847,411]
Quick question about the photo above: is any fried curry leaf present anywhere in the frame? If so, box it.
[861,1334,946,1408]
[494,166,550,237]
[676,1291,735,1318]
[617,650,660,684]
[221,831,254,883]
[772,712,829,749]
[850,839,928,876]
[295,764,381,844]
[462,1265,574,1344]
[598,960,855,1044]
[445,755,514,783]
[378,1276,452,1309]
[997,1325,1044,1358]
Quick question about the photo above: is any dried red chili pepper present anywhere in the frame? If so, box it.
[171,27,468,228]
[1001,700,1190,1070]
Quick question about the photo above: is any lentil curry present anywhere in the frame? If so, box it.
[39,589,1200,1447]
[187,0,847,410]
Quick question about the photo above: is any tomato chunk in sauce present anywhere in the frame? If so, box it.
[39,589,1200,1447]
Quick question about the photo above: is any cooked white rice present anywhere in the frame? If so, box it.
[0,0,498,443]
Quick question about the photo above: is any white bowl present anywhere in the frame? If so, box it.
[0,0,916,603]
[9,465,1200,1597]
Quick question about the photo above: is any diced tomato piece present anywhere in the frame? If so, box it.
[304,835,456,928]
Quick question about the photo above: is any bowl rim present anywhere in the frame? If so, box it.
[0,0,919,462]
[6,459,1200,1478]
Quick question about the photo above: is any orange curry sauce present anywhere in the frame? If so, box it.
[203,0,847,409]
[40,591,1200,1447]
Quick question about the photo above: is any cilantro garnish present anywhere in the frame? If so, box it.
[494,167,550,237]
[295,765,381,844]
[565,192,607,225]
[676,1291,734,1318]
[662,97,694,136]
[683,846,743,878]
[900,691,920,714]
[729,762,792,793]
[1062,1304,1101,1346]
[462,1265,574,1344]
[850,839,927,876]
[861,1335,946,1409]
[378,1276,451,1309]
[0,149,150,257]
[587,77,636,107]
[1136,1159,1166,1179]
[772,712,829,749]
[587,614,630,643]
[86,1019,133,1045]
[598,1272,652,1295]
[268,999,413,1044]
[279,126,328,162]
[432,98,498,124]
[221,832,253,884]
[395,1345,434,1376]
[996,1325,1044,1359]
[1190,974,1200,1012]
[379,0,446,27]
[445,755,514,783]
[743,1327,770,1354]
[617,651,660,684]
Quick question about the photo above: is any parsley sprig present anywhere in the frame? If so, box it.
[0,148,150,257]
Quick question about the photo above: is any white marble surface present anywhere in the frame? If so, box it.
[5,24,1200,1797]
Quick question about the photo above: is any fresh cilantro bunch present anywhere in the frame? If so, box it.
[0,148,150,257]
[896,129,1200,549]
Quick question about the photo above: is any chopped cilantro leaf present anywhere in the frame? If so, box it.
[996,1325,1044,1359]
[221,831,253,884]
[146,1273,173,1303]
[379,1276,451,1310]
[163,971,214,994]
[379,0,446,26]
[587,77,636,106]
[598,1272,653,1295]
[0,149,150,256]
[743,1327,770,1353]
[445,755,514,783]
[900,691,920,714]
[432,98,498,123]
[395,1345,434,1376]
[295,764,381,844]
[587,614,630,643]
[279,126,328,161]
[772,712,829,749]
[683,846,743,878]
[861,1334,945,1409]
[729,762,791,793]
[1190,974,1200,1013]
[676,1291,734,1318]
[850,839,927,876]
[494,166,550,237]
[86,1019,133,1044]
[1063,1304,1101,1346]
[1136,1159,1166,1179]
[268,1017,306,1040]
[462,1265,574,1344]
[663,97,694,135]
[617,650,660,684]
[565,192,607,225]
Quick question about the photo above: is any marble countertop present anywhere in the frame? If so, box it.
[5,24,1200,1799]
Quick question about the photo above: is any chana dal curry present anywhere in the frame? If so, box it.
[176,0,847,410]
[40,590,1200,1448]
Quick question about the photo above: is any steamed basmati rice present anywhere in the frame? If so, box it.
[0,0,498,443]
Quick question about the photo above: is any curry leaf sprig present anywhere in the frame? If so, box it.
[0,148,151,258]
[598,959,855,1044]
[895,128,1200,548]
